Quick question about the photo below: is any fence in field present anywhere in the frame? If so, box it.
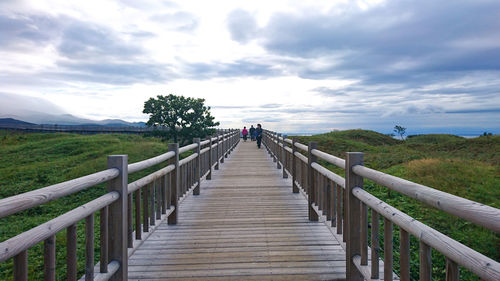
[0,124,165,134]
[262,130,500,281]
[0,129,240,281]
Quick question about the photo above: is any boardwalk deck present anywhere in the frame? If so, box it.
[128,141,347,280]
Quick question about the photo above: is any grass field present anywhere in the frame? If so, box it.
[295,130,499,280]
[0,130,498,280]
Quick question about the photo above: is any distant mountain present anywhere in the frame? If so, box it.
[0,114,146,127]
[0,118,36,126]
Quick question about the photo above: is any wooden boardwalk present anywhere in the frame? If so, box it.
[128,140,347,280]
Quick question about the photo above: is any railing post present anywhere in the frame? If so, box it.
[271,132,278,162]
[207,136,213,180]
[307,142,319,221]
[215,134,220,170]
[226,130,230,155]
[14,251,28,281]
[194,138,201,195]
[345,152,363,281]
[282,135,288,178]
[236,130,240,147]
[224,130,229,158]
[220,132,225,163]
[270,131,273,152]
[292,138,298,193]
[106,155,128,281]
[277,134,282,169]
[168,143,179,225]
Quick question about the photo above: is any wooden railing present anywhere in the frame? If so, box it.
[262,130,500,281]
[0,129,240,281]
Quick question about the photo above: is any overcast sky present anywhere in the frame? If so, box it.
[1,0,499,134]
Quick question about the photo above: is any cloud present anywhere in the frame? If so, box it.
[0,12,175,85]
[126,31,156,38]
[0,92,67,118]
[226,9,259,44]
[445,108,500,114]
[211,105,246,109]
[0,14,60,49]
[58,21,143,60]
[311,87,347,96]
[55,61,175,84]
[260,104,282,109]
[243,1,500,86]
[180,59,284,80]
[150,11,199,31]
[118,0,178,10]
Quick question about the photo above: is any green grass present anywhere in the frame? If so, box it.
[295,130,499,280]
[0,131,172,281]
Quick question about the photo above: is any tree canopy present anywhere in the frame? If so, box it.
[143,94,219,145]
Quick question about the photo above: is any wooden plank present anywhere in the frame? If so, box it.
[128,141,347,280]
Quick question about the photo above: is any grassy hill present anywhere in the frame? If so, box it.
[295,130,499,280]
[0,131,171,281]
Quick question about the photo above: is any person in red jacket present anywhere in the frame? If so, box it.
[242,126,248,142]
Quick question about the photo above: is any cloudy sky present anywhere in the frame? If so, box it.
[1,0,499,134]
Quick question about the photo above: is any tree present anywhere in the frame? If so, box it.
[143,94,220,145]
[394,125,406,140]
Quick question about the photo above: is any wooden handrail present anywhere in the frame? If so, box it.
[127,165,175,194]
[128,151,175,174]
[294,151,308,163]
[0,192,119,263]
[352,187,500,280]
[178,143,198,154]
[311,162,345,188]
[294,141,308,151]
[352,165,500,233]
[311,148,345,169]
[179,152,198,166]
[0,168,119,218]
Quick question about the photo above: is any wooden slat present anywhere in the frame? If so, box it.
[100,206,109,273]
[134,189,141,240]
[85,214,94,281]
[446,258,459,281]
[66,224,77,281]
[384,217,393,281]
[128,141,347,280]
[420,241,432,281]
[400,229,410,281]
[13,250,28,281]
[44,235,56,281]
[371,209,380,279]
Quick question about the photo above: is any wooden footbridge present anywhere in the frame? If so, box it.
[0,129,499,281]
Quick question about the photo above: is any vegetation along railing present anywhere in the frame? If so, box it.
[262,130,500,281]
[0,129,240,281]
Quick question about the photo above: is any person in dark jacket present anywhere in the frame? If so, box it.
[249,125,256,141]
[255,124,263,148]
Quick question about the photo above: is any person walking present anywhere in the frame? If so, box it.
[249,125,256,141]
[255,124,263,148]
[242,126,248,142]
